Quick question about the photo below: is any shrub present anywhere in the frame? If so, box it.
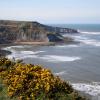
[0,58,86,100]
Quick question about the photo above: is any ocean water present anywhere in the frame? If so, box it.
[2,24,100,98]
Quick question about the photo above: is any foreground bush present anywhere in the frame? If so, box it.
[0,58,86,100]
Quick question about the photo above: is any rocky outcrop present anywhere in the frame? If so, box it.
[0,49,11,56]
[0,20,78,44]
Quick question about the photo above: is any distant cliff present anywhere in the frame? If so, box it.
[0,20,78,44]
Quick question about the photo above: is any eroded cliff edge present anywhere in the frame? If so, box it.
[0,20,78,44]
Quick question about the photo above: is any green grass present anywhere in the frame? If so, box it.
[0,79,9,100]
[0,79,17,100]
[0,87,17,100]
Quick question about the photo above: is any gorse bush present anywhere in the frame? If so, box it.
[0,58,86,100]
[0,58,14,72]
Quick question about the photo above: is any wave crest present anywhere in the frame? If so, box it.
[72,82,100,96]
[78,30,100,35]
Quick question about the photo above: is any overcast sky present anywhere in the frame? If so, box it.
[0,0,100,24]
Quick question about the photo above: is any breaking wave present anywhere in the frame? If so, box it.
[3,46,81,62]
[3,46,45,60]
[78,30,100,35]
[72,82,100,96]
[54,71,67,76]
[56,45,79,48]
[38,55,81,62]
[74,35,100,46]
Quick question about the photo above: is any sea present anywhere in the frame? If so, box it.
[2,24,100,99]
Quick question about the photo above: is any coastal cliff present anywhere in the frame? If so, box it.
[0,20,78,44]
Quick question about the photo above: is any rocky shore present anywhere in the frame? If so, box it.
[0,49,11,57]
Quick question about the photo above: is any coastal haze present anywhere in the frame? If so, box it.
[3,24,100,98]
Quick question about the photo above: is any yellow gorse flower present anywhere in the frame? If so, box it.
[0,58,86,100]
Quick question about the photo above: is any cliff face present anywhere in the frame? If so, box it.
[0,20,78,44]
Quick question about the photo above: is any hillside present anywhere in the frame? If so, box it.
[0,58,86,100]
[0,20,78,44]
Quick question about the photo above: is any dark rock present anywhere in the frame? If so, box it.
[47,34,63,42]
[0,49,11,57]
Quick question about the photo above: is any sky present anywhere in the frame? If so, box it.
[0,0,100,24]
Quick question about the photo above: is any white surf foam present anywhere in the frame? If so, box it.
[6,50,45,60]
[55,45,67,48]
[3,46,80,62]
[9,45,25,48]
[67,45,79,47]
[6,51,81,62]
[72,82,100,96]
[20,51,45,55]
[74,35,89,41]
[6,54,37,60]
[4,46,45,54]
[82,39,100,47]
[6,54,81,62]
[54,71,67,76]
[74,35,100,47]
[79,30,100,35]
[38,55,81,62]
[3,46,45,60]
[56,45,79,48]
[2,46,17,54]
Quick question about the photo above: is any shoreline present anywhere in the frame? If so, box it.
[0,40,79,57]
[14,41,56,46]
[0,49,11,57]
[0,42,54,46]
[0,39,80,46]
[1,42,99,100]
